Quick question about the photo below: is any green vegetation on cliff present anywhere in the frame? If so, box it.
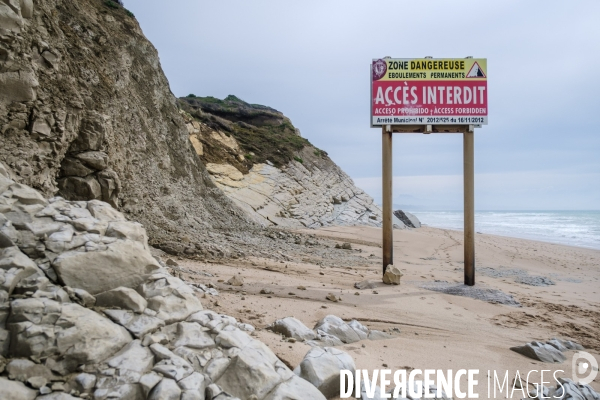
[178,95,326,168]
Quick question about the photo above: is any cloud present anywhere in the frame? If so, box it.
[126,0,600,210]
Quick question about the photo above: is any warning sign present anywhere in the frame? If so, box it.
[466,62,486,78]
[371,58,488,126]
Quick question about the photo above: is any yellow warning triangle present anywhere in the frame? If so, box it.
[466,62,486,78]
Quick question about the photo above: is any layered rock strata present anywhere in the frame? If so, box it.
[179,96,404,229]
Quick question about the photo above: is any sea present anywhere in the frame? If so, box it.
[409,210,600,250]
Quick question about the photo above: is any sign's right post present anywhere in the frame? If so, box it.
[464,126,475,286]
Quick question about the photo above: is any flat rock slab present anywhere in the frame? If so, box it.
[417,281,521,306]
[52,240,160,295]
[515,276,555,286]
[479,267,556,286]
[510,342,567,363]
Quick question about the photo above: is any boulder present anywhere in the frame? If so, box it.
[6,183,47,206]
[178,372,206,392]
[95,287,148,313]
[60,157,95,177]
[20,0,34,19]
[152,352,194,382]
[0,70,38,102]
[87,200,127,222]
[97,169,121,208]
[215,329,253,349]
[0,327,8,356]
[148,378,182,400]
[72,373,97,394]
[64,286,96,308]
[0,216,18,248]
[171,321,215,349]
[314,315,360,344]
[106,339,154,374]
[57,176,102,201]
[52,240,160,295]
[92,380,144,400]
[264,375,327,400]
[105,221,148,247]
[295,347,356,398]
[74,151,108,170]
[393,210,421,228]
[354,280,378,290]
[510,341,567,363]
[69,112,106,152]
[382,265,402,285]
[553,338,584,351]
[0,246,41,294]
[6,358,55,382]
[227,274,243,286]
[9,302,132,373]
[553,378,600,400]
[269,317,316,341]
[138,274,203,324]
[325,293,338,302]
[0,376,37,400]
[216,340,282,399]
[103,309,165,338]
[140,372,163,398]
[347,320,369,340]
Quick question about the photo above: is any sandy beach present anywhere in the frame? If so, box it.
[169,226,600,398]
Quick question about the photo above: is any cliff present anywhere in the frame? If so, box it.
[0,0,254,258]
[0,0,401,263]
[178,95,398,229]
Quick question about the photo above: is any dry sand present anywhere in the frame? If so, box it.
[175,226,600,398]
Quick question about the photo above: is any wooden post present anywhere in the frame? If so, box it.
[463,127,475,286]
[382,125,393,275]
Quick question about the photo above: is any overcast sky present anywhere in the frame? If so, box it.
[126,1,600,210]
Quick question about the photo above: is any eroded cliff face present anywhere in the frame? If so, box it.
[0,0,254,256]
[178,96,401,229]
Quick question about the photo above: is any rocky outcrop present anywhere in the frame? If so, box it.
[0,166,327,399]
[0,0,255,259]
[179,96,405,229]
[393,210,421,228]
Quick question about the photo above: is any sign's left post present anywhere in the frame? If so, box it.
[382,125,393,274]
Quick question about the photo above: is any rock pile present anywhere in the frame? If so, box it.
[0,165,326,399]
[268,315,394,347]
